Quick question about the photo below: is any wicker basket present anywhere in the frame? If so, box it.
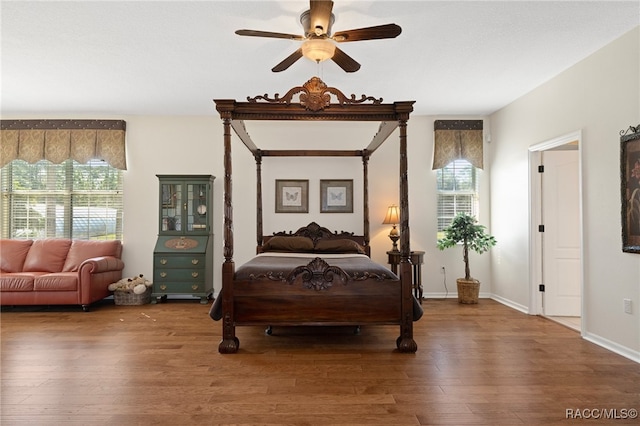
[113,287,152,305]
[456,279,480,304]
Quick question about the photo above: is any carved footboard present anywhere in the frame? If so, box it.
[214,255,419,354]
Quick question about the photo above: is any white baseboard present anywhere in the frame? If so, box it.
[490,294,530,314]
[423,292,457,299]
[583,331,640,364]
[423,291,499,301]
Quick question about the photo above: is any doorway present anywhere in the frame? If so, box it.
[529,131,583,332]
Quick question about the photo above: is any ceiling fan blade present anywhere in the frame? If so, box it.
[309,0,334,35]
[331,46,360,73]
[332,23,402,42]
[272,48,304,72]
[236,29,305,41]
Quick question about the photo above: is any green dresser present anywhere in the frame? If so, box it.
[152,175,214,303]
[153,236,211,303]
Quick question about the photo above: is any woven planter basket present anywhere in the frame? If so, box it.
[113,286,152,305]
[456,279,480,304]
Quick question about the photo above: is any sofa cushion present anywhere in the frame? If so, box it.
[0,239,34,272]
[62,240,121,272]
[0,273,37,291]
[23,239,72,273]
[34,273,78,291]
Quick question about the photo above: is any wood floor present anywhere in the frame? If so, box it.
[2,298,639,425]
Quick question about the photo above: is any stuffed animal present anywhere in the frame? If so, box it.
[108,274,152,294]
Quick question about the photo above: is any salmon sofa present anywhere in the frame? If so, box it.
[0,239,124,311]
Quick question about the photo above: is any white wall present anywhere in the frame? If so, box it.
[122,116,223,293]
[381,116,493,298]
[489,27,640,359]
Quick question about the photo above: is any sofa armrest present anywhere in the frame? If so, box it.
[78,256,125,274]
[77,256,125,305]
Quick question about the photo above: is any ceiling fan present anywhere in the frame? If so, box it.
[235,0,401,73]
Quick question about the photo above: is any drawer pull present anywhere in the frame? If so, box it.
[160,272,167,278]
[160,258,167,265]
[191,284,199,291]
[191,259,199,265]
[191,272,199,278]
[160,285,167,291]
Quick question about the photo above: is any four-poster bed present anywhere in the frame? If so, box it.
[210,77,419,353]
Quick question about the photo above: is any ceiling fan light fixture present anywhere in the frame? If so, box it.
[236,1,399,73]
[301,38,336,63]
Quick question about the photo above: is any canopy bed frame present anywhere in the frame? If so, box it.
[212,77,417,353]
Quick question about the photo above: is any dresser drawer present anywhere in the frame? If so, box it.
[154,281,207,294]
[154,255,205,268]
[154,268,205,281]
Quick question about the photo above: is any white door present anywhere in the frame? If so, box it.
[541,150,581,316]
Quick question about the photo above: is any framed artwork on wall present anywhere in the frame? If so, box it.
[275,179,309,213]
[320,179,353,213]
[621,125,640,253]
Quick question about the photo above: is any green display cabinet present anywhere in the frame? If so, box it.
[153,175,214,303]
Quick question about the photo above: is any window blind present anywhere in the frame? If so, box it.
[1,159,123,239]
[436,159,478,234]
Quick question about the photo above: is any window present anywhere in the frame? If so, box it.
[1,159,123,240]
[436,159,478,238]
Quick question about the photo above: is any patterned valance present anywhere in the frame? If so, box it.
[0,120,127,170]
[432,120,483,170]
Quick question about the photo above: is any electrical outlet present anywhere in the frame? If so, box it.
[623,298,632,314]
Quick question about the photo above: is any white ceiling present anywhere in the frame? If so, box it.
[2,0,639,117]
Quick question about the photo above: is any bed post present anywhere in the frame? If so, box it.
[255,150,263,251]
[362,151,370,251]
[219,115,239,354]
[397,113,417,353]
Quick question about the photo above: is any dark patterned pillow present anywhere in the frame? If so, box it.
[262,236,314,252]
[314,238,366,254]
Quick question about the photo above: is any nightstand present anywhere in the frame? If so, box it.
[387,250,425,303]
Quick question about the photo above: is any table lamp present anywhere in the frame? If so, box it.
[382,204,400,251]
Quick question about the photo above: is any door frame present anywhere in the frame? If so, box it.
[528,130,584,329]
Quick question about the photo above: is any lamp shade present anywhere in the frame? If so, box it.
[301,38,336,63]
[382,205,400,225]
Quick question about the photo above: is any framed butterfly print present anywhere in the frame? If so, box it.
[320,179,353,213]
[275,179,309,213]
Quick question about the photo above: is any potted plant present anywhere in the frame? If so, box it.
[437,212,497,304]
